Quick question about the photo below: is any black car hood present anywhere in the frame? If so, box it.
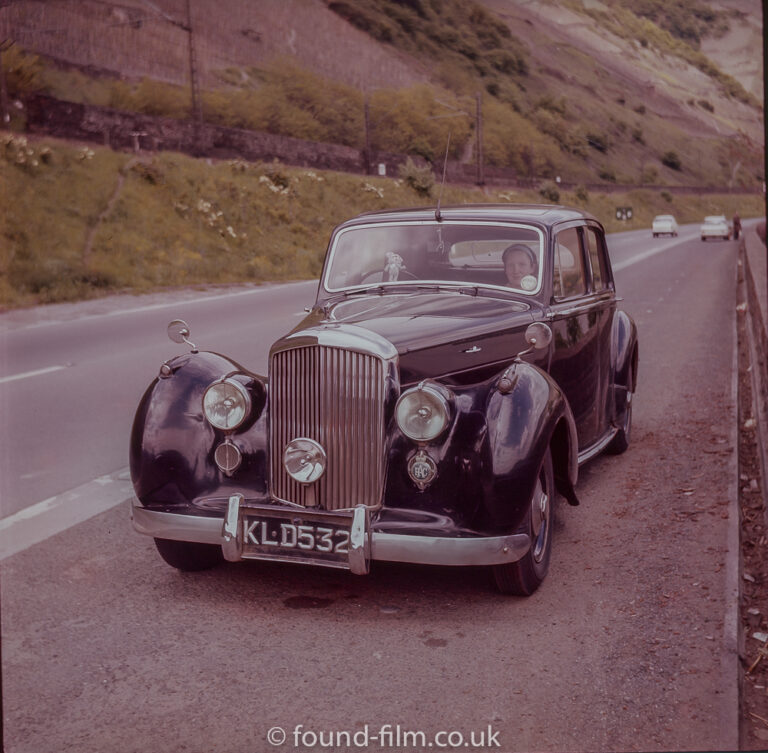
[327,291,532,346]
[281,291,539,383]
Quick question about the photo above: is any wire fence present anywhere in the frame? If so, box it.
[0,0,423,89]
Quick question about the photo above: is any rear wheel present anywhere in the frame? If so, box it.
[154,538,223,571]
[492,449,554,596]
[607,368,634,455]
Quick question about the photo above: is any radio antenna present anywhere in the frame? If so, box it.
[435,132,451,222]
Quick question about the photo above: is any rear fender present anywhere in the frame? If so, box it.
[483,361,579,529]
[610,310,639,420]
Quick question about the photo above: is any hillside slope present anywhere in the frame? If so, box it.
[1,0,763,188]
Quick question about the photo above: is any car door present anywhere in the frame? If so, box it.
[546,223,609,452]
[582,222,616,443]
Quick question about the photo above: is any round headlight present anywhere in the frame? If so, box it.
[395,383,451,442]
[202,379,251,431]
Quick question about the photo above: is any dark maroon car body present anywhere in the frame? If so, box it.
[131,204,638,594]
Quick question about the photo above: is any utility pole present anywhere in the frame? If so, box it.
[475,91,484,186]
[0,40,11,127]
[185,0,202,149]
[364,97,371,175]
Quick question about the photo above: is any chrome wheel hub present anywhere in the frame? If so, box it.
[530,475,550,563]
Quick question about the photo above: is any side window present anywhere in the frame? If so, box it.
[585,227,607,291]
[553,227,586,299]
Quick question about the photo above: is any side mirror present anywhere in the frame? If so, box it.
[499,322,553,394]
[167,319,198,352]
[524,322,552,350]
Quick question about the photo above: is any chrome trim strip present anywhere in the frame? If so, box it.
[371,532,530,566]
[132,504,530,567]
[270,324,399,361]
[577,427,618,465]
[132,504,223,545]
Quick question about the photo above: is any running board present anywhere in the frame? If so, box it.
[577,428,618,465]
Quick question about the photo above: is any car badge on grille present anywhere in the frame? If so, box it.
[283,438,327,484]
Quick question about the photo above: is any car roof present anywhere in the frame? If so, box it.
[654,214,675,220]
[340,203,599,228]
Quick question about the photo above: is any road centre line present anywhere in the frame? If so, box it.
[6,281,317,332]
[0,365,67,384]
[0,468,133,560]
[612,237,690,272]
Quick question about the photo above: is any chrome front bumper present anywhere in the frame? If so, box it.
[132,496,530,574]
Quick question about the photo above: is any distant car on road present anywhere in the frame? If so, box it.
[652,214,678,237]
[130,204,638,596]
[700,215,731,241]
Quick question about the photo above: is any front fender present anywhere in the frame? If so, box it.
[130,351,268,512]
[380,361,579,536]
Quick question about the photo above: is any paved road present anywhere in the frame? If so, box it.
[1,225,743,753]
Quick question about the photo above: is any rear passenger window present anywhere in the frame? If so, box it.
[553,228,586,299]
[585,227,607,291]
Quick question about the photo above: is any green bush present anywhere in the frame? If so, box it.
[538,181,560,202]
[586,131,609,152]
[1,45,44,98]
[398,157,435,197]
[661,151,682,170]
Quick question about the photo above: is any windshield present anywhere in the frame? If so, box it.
[324,221,545,295]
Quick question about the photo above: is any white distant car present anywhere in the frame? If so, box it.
[652,214,678,237]
[700,215,730,241]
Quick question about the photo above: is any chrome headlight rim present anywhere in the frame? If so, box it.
[395,382,452,443]
[202,377,252,431]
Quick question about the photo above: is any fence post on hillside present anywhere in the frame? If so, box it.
[185,0,203,150]
[475,91,484,186]
[364,97,371,175]
[0,40,11,126]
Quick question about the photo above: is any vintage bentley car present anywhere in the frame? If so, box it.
[131,204,638,595]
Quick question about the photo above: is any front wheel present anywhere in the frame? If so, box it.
[492,449,554,596]
[154,538,223,571]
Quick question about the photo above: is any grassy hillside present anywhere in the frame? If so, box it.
[1,0,763,190]
[1,133,762,309]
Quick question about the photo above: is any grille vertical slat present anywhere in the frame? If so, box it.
[270,344,386,510]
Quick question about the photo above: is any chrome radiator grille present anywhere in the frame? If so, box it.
[270,345,387,510]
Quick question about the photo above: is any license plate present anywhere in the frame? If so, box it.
[241,509,355,568]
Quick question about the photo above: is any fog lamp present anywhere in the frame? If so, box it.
[284,438,327,483]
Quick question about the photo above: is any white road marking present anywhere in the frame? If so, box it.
[9,281,317,331]
[612,236,692,271]
[0,468,133,560]
[0,365,67,384]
